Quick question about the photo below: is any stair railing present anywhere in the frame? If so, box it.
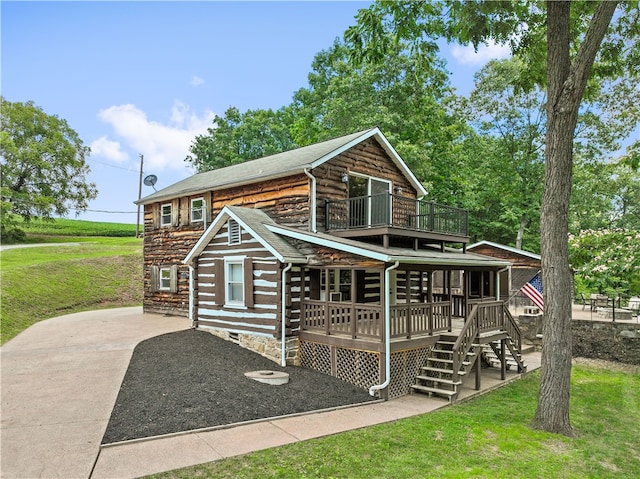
[502,305,522,352]
[452,304,480,383]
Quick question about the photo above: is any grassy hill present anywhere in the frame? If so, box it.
[1,219,142,344]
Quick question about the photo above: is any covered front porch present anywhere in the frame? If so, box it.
[295,263,525,399]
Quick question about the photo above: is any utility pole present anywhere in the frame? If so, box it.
[136,154,144,238]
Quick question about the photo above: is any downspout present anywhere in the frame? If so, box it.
[369,261,400,397]
[188,264,196,328]
[303,169,317,233]
[281,262,293,367]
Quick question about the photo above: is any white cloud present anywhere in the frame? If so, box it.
[97,102,215,171]
[90,136,128,162]
[451,41,511,66]
[190,75,205,86]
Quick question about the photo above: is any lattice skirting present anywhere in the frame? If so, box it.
[299,340,380,392]
[388,346,432,399]
[299,341,432,399]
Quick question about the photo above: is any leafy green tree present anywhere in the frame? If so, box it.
[345,0,638,436]
[0,98,97,238]
[290,39,473,206]
[569,229,640,296]
[466,58,545,251]
[186,106,297,172]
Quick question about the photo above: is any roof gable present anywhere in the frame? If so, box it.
[138,127,426,205]
[183,206,307,265]
[467,241,541,261]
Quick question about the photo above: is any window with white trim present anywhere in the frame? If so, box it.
[161,203,172,227]
[159,267,172,290]
[225,259,244,305]
[228,219,241,245]
[191,198,204,223]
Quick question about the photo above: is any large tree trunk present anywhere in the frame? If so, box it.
[532,0,618,436]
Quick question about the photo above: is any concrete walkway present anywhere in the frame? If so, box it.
[0,308,190,479]
[1,307,541,479]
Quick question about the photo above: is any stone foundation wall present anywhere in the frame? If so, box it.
[201,327,300,366]
[518,314,640,365]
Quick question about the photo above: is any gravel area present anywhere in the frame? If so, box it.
[102,329,376,444]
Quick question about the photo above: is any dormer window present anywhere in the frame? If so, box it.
[228,219,241,245]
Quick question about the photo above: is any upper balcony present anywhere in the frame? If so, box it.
[325,193,469,247]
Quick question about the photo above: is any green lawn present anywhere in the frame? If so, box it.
[1,220,142,344]
[150,363,640,479]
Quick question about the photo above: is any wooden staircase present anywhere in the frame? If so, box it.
[411,335,480,401]
[411,301,528,402]
[481,339,528,372]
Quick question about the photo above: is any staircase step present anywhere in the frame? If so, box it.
[411,384,457,397]
[415,375,462,386]
[421,366,467,376]
[432,348,454,355]
[427,358,471,366]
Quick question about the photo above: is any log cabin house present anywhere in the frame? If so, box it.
[137,128,526,400]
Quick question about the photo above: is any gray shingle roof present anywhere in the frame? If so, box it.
[138,128,378,205]
[183,206,307,264]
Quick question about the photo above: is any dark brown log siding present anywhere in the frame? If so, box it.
[314,138,417,231]
[468,244,541,269]
[194,222,284,337]
[141,138,411,315]
[211,173,310,227]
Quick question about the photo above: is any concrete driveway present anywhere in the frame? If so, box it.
[0,307,190,479]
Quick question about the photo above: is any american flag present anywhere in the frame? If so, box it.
[521,273,544,311]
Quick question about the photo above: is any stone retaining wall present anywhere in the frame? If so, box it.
[519,314,640,365]
[572,320,640,365]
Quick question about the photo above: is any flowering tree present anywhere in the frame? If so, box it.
[569,229,640,297]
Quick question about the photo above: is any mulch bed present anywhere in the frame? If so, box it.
[102,329,376,444]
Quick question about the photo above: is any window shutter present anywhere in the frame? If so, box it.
[214,259,224,305]
[244,257,254,308]
[150,266,159,292]
[170,265,179,293]
[203,192,212,223]
[180,198,190,226]
[172,199,180,226]
[153,204,160,229]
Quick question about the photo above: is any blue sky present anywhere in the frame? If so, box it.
[2,1,510,225]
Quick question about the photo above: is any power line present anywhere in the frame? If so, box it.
[87,158,142,173]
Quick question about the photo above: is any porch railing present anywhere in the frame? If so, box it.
[302,300,383,339]
[302,299,453,340]
[325,193,469,237]
[390,302,451,338]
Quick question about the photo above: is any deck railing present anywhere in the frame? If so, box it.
[302,301,383,339]
[325,193,469,237]
[302,299,453,340]
[390,302,451,338]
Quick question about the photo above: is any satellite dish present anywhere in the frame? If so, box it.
[143,174,158,191]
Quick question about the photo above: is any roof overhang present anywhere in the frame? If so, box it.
[265,225,511,268]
